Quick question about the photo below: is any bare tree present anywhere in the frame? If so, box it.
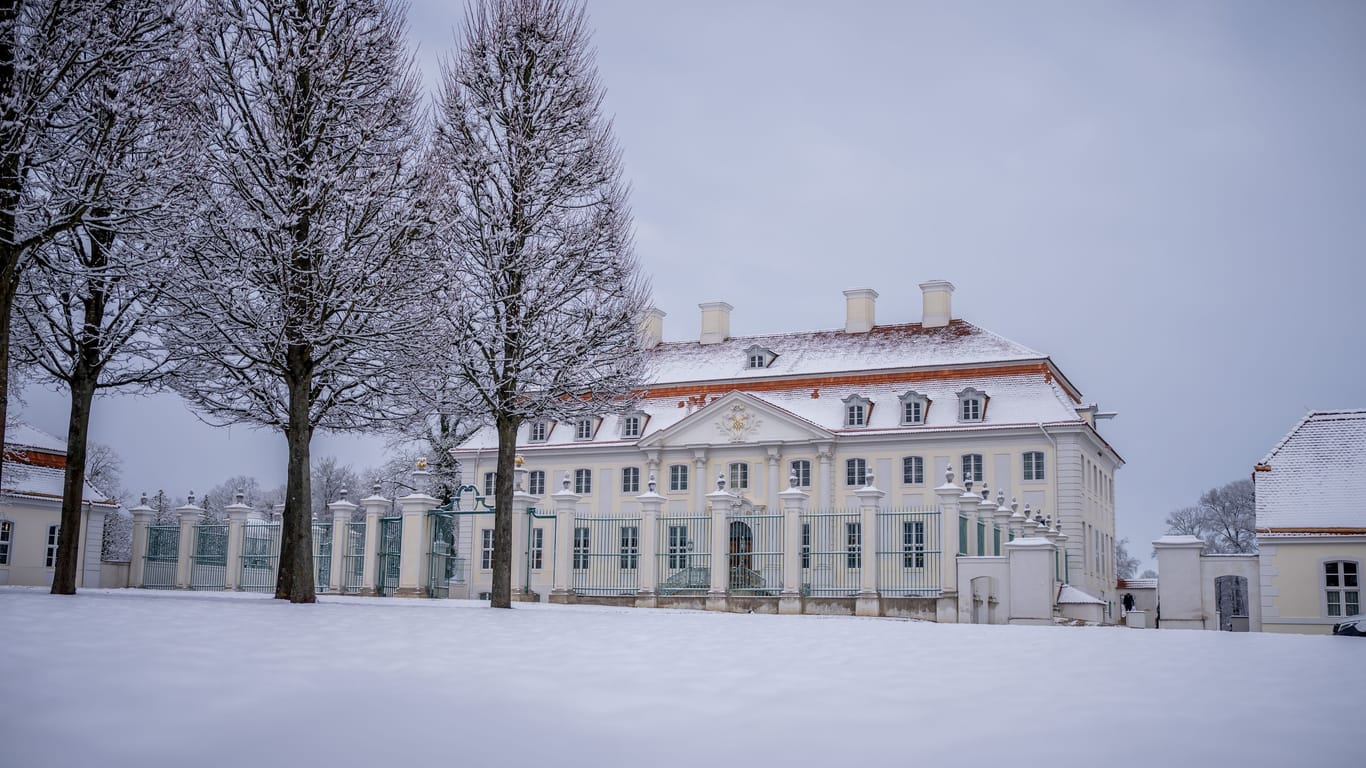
[0,0,183,501]
[431,0,651,608]
[311,456,359,519]
[1163,478,1257,554]
[85,442,125,503]
[167,0,431,602]
[13,0,193,595]
[1115,537,1139,580]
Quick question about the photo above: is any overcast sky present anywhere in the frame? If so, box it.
[15,0,1366,567]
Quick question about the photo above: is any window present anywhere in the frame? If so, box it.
[667,525,689,569]
[669,464,689,492]
[45,524,59,567]
[574,417,594,441]
[0,520,11,565]
[528,470,545,496]
[619,526,639,570]
[1023,451,1045,481]
[957,387,987,423]
[529,528,544,570]
[801,522,811,569]
[572,527,590,570]
[744,345,775,369]
[903,521,926,568]
[480,529,494,570]
[483,472,495,497]
[729,462,748,490]
[1325,561,1359,617]
[902,456,924,485]
[846,522,862,569]
[529,420,548,443]
[961,454,983,483]
[622,466,640,494]
[621,415,641,439]
[898,391,929,425]
[842,394,871,427]
[574,469,593,495]
[790,459,811,488]
[846,458,867,486]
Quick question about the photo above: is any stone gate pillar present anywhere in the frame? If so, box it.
[706,475,738,611]
[224,494,253,590]
[854,479,886,617]
[549,473,581,603]
[396,492,437,597]
[128,496,154,588]
[359,487,388,597]
[779,474,809,615]
[1005,536,1057,625]
[510,489,538,600]
[635,475,665,608]
[935,465,962,613]
[175,496,204,589]
[1153,535,1207,629]
[328,491,358,593]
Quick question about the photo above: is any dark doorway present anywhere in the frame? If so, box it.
[1214,575,1249,631]
[728,520,754,572]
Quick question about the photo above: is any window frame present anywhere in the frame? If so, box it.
[619,526,640,570]
[668,464,689,493]
[573,417,595,441]
[528,420,549,443]
[846,521,862,569]
[743,344,775,369]
[956,387,987,423]
[1023,451,1046,481]
[801,522,811,569]
[961,454,984,483]
[621,466,640,494]
[898,391,929,426]
[572,527,590,570]
[846,457,867,486]
[790,459,811,488]
[483,472,495,497]
[903,520,926,568]
[0,519,11,565]
[528,470,545,496]
[529,527,544,570]
[842,394,871,428]
[574,468,593,495]
[902,456,924,485]
[480,529,494,570]
[1324,559,1361,618]
[667,525,689,569]
[729,462,749,490]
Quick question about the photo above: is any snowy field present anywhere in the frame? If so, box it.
[0,588,1359,767]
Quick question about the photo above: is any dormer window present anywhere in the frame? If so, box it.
[842,394,872,428]
[620,412,645,439]
[957,387,987,423]
[573,417,595,441]
[528,420,549,443]
[898,391,930,425]
[744,344,776,369]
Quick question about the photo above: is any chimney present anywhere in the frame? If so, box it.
[698,301,732,345]
[641,307,666,348]
[919,280,955,328]
[843,288,878,333]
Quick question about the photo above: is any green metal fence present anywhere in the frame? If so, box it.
[572,515,642,596]
[875,508,942,596]
[190,523,228,590]
[522,508,556,595]
[341,521,366,593]
[239,522,281,592]
[428,512,455,598]
[656,513,711,594]
[728,512,782,594]
[376,516,402,596]
[143,524,179,589]
[799,510,861,596]
[312,522,332,593]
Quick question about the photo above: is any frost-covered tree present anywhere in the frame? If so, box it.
[430,0,651,608]
[310,456,359,519]
[1115,537,1139,580]
[0,0,184,503]
[88,441,130,562]
[166,0,432,603]
[1164,478,1257,554]
[12,0,193,595]
[1140,569,1157,579]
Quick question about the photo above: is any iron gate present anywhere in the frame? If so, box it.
[190,523,228,590]
[376,516,402,596]
[143,524,179,589]
[239,522,281,592]
[312,522,332,593]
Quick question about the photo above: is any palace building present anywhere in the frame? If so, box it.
[450,280,1124,621]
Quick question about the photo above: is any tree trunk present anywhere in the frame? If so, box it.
[50,376,96,594]
[490,414,518,608]
[276,359,316,603]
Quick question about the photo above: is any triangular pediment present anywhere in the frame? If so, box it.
[639,391,834,449]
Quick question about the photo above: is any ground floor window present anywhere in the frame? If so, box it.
[529,528,544,570]
[620,526,639,570]
[0,520,11,565]
[1326,560,1360,617]
[801,522,811,569]
[480,529,494,570]
[667,525,688,569]
[902,521,925,568]
[573,527,590,570]
[46,524,59,567]
[845,522,861,569]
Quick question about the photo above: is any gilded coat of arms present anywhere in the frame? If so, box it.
[717,403,762,443]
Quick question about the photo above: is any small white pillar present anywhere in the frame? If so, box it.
[223,494,253,590]
[853,478,886,617]
[706,474,737,611]
[1005,536,1057,625]
[128,496,154,588]
[328,490,358,594]
[359,487,388,596]
[175,495,204,589]
[510,489,537,599]
[991,490,1011,555]
[1153,535,1207,629]
[636,474,665,608]
[778,475,809,615]
[549,472,581,602]
[396,492,438,597]
[934,466,962,601]
[959,482,981,556]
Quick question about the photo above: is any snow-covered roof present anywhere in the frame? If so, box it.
[646,319,1046,386]
[1116,578,1157,590]
[4,422,66,454]
[1255,410,1366,530]
[1,461,118,506]
[456,372,1085,452]
[1057,584,1105,605]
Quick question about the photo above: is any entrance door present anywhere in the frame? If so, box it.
[728,521,754,572]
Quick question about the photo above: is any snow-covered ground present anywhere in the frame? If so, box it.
[0,588,1358,767]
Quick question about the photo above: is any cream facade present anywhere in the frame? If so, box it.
[452,281,1124,620]
[1254,410,1365,634]
[0,424,116,588]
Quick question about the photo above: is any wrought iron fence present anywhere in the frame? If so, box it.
[522,509,556,595]
[572,515,642,596]
[875,508,942,596]
[799,510,862,596]
[239,522,281,593]
[190,523,228,590]
[428,512,454,598]
[312,522,332,593]
[727,512,782,594]
[341,521,366,593]
[143,524,179,589]
[656,513,711,594]
[376,517,401,596]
